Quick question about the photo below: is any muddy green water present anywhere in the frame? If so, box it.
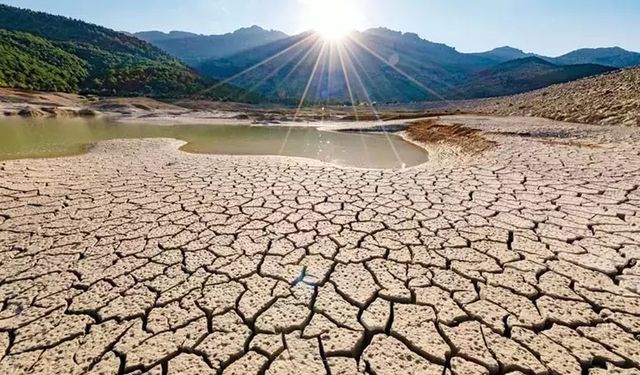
[0,118,428,169]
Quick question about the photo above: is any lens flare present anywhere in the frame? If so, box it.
[300,0,363,41]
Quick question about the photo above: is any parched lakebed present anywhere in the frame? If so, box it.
[0,118,428,169]
[1,115,640,375]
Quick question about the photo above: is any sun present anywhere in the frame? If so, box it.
[316,23,350,42]
[300,0,363,41]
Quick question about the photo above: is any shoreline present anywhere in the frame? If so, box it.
[0,87,465,126]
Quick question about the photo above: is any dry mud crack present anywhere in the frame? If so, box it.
[1,116,640,374]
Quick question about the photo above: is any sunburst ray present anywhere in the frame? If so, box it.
[340,43,405,168]
[198,33,317,96]
[278,41,329,155]
[347,34,460,108]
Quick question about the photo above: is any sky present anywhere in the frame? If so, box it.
[3,0,640,56]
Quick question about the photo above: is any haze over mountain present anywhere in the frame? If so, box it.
[134,26,288,65]
[180,28,620,103]
[132,24,640,103]
[138,26,640,70]
[195,28,485,103]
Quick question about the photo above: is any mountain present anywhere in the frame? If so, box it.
[195,29,617,103]
[134,26,288,65]
[134,30,200,42]
[451,57,616,99]
[196,28,505,103]
[552,47,640,68]
[468,46,640,68]
[471,46,534,64]
[0,4,256,100]
[0,4,633,104]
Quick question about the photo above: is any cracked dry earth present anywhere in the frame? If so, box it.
[1,116,640,375]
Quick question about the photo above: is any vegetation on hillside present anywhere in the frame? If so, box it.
[0,4,168,61]
[0,30,87,92]
[0,4,261,101]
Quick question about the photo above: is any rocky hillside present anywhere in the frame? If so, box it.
[475,67,640,126]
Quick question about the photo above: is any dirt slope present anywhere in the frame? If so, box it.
[475,67,640,126]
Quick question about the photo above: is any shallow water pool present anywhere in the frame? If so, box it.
[0,118,428,169]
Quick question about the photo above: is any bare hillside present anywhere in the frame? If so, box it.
[475,67,640,126]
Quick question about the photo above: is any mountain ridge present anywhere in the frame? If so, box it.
[137,26,640,69]
[135,25,638,102]
[452,56,616,99]
[470,46,535,64]
[193,30,618,103]
[134,26,288,65]
[552,47,640,68]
